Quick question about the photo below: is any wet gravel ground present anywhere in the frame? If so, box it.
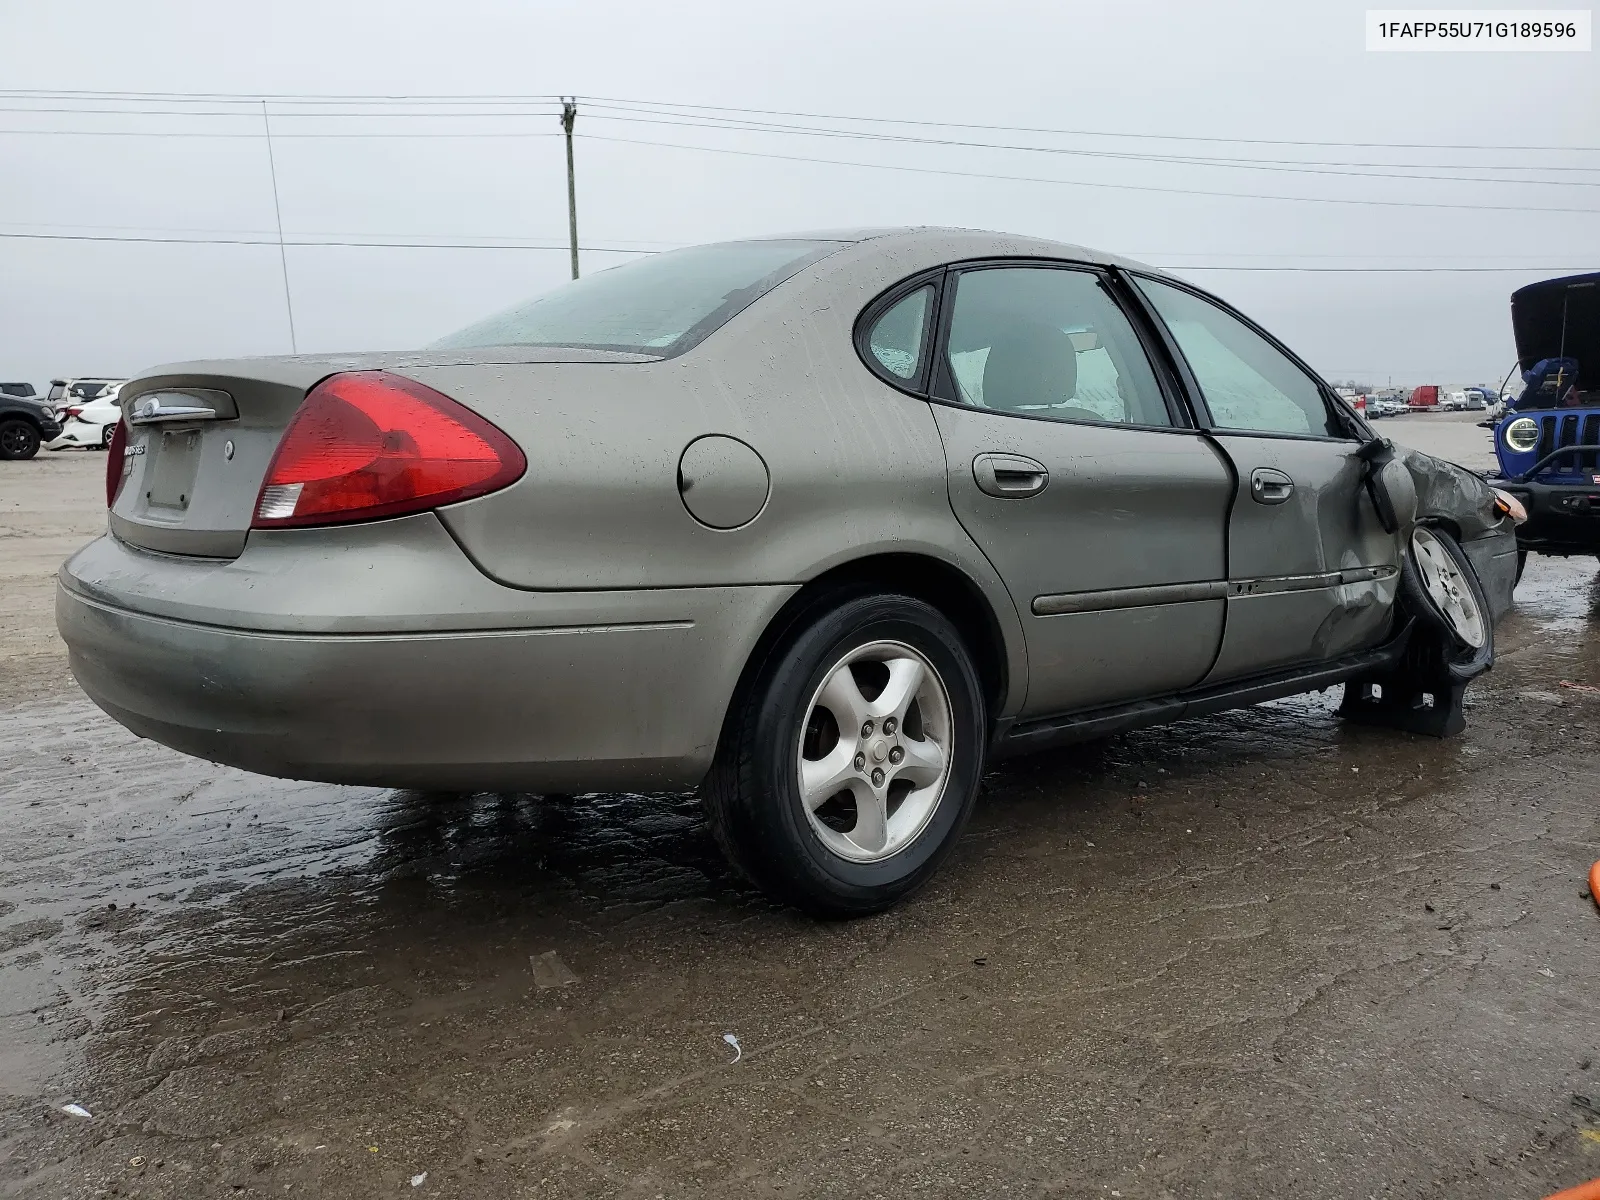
[3,423,1599,1199]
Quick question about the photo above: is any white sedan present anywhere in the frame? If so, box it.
[46,384,123,450]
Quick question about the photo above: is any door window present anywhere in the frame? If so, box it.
[865,285,932,381]
[941,267,1172,427]
[1136,278,1342,437]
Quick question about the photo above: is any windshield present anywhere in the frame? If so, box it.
[432,239,840,356]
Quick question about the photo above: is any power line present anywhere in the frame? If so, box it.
[0,127,563,139]
[8,220,1584,263]
[6,123,1591,208]
[580,94,1600,155]
[5,102,1597,189]
[581,133,1600,217]
[0,89,568,104]
[261,101,298,354]
[1163,265,1588,273]
[0,104,563,117]
[0,99,1588,174]
[0,219,677,246]
[571,110,1600,189]
[3,87,1596,153]
[0,231,651,252]
[577,101,1600,179]
[1,229,1586,272]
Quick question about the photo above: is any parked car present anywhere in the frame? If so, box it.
[45,378,122,420]
[56,228,1521,915]
[46,382,124,450]
[0,389,62,460]
[1489,270,1600,579]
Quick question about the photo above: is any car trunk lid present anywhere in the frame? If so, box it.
[110,347,650,558]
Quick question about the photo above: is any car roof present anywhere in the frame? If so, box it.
[758,226,1162,274]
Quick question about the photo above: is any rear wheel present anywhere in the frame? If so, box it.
[1401,524,1493,681]
[99,423,115,449]
[705,593,986,917]
[0,419,40,461]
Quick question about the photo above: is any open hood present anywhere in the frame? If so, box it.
[1511,272,1600,374]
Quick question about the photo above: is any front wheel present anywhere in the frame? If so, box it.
[1401,524,1493,682]
[705,593,986,917]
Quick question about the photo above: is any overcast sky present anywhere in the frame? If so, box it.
[2,0,1596,391]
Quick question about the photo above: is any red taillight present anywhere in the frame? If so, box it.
[64,405,83,419]
[252,371,525,528]
[105,419,128,508]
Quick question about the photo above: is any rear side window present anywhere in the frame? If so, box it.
[432,239,839,357]
[865,286,932,381]
[47,383,66,402]
[941,266,1173,427]
[1137,277,1341,437]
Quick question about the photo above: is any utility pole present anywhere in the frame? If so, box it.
[261,100,299,353]
[561,97,579,280]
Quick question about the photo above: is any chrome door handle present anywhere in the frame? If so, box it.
[1250,467,1294,505]
[973,453,1049,498]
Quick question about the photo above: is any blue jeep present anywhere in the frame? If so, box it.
[1491,271,1600,574]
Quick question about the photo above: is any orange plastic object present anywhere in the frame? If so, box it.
[1544,1177,1600,1200]
[1590,860,1600,910]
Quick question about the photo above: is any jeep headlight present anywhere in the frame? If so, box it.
[1503,417,1540,453]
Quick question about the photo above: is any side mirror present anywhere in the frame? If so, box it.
[1356,440,1418,535]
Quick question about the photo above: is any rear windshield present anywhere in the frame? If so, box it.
[432,239,839,357]
[47,383,66,401]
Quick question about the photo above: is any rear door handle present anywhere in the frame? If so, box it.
[1250,467,1294,505]
[973,453,1049,499]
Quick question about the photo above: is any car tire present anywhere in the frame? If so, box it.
[704,592,987,917]
[1399,524,1493,682]
[0,419,41,461]
[99,424,115,449]
[1515,551,1527,586]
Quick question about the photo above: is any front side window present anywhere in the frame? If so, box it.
[865,285,932,381]
[941,267,1172,427]
[1136,278,1342,437]
[431,239,839,357]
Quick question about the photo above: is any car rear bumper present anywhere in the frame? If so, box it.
[1497,479,1600,554]
[57,514,796,791]
[45,418,105,449]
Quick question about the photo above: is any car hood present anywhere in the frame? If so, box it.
[1511,272,1600,374]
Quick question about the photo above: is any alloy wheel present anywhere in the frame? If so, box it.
[2,426,31,455]
[796,639,954,863]
[1410,526,1486,649]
